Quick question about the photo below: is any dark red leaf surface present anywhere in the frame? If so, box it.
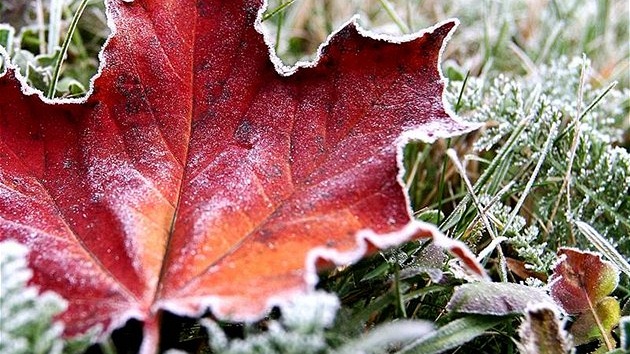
[0,0,480,351]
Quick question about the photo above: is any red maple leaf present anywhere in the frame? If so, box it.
[0,0,481,351]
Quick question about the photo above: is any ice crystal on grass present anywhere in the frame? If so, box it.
[450,58,628,148]
[569,143,630,236]
[474,197,555,273]
[0,240,93,354]
[202,292,340,354]
[446,56,630,264]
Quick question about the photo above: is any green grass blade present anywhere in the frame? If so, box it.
[575,221,630,277]
[547,158,630,230]
[398,316,505,354]
[378,0,410,33]
[0,24,14,72]
[440,114,531,232]
[262,0,297,22]
[347,290,397,326]
[47,0,90,99]
[555,81,617,143]
[447,149,508,281]
[334,320,434,354]
[501,121,559,237]
[435,138,451,225]
[47,0,65,54]
[621,316,630,351]
[0,24,15,53]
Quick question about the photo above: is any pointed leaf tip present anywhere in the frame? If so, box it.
[517,303,572,354]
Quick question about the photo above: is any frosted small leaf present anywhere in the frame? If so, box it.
[447,282,555,315]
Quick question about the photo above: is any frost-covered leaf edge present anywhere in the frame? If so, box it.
[0,0,478,146]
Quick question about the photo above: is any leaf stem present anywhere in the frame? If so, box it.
[46,0,90,99]
[584,290,614,351]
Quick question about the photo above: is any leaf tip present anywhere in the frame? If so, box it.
[518,302,572,354]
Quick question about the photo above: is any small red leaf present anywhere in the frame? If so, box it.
[0,0,481,351]
[549,248,620,314]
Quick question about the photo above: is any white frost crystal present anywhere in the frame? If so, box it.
[0,240,72,354]
[202,291,340,354]
[279,291,340,330]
